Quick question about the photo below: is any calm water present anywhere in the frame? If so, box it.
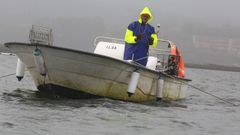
[0,55,240,135]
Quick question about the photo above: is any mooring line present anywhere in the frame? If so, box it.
[0,73,16,79]
[0,68,32,79]
[163,73,238,106]
[0,52,15,56]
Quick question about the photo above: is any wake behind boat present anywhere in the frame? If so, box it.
[0,25,191,102]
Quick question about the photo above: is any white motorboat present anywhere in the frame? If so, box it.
[0,26,191,102]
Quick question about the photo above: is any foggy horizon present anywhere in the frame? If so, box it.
[0,0,240,66]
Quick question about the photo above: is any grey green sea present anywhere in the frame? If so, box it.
[0,55,240,135]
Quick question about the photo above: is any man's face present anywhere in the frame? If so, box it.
[141,14,150,24]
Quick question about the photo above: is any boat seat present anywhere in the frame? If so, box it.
[94,41,125,60]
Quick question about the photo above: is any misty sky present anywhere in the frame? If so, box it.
[1,0,239,25]
[0,0,239,65]
[1,0,239,41]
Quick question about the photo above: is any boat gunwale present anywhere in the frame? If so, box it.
[4,42,192,82]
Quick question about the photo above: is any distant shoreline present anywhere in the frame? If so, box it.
[185,63,240,72]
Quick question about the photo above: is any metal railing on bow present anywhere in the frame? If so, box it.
[29,25,53,45]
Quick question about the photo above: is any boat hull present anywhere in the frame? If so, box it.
[4,43,190,102]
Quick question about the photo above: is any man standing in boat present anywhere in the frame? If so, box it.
[124,7,158,66]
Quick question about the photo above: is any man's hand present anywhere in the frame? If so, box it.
[135,34,144,41]
[148,37,154,45]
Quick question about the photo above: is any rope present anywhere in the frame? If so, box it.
[127,55,237,106]
[0,69,32,79]
[0,73,16,79]
[0,52,15,56]
[163,73,238,106]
